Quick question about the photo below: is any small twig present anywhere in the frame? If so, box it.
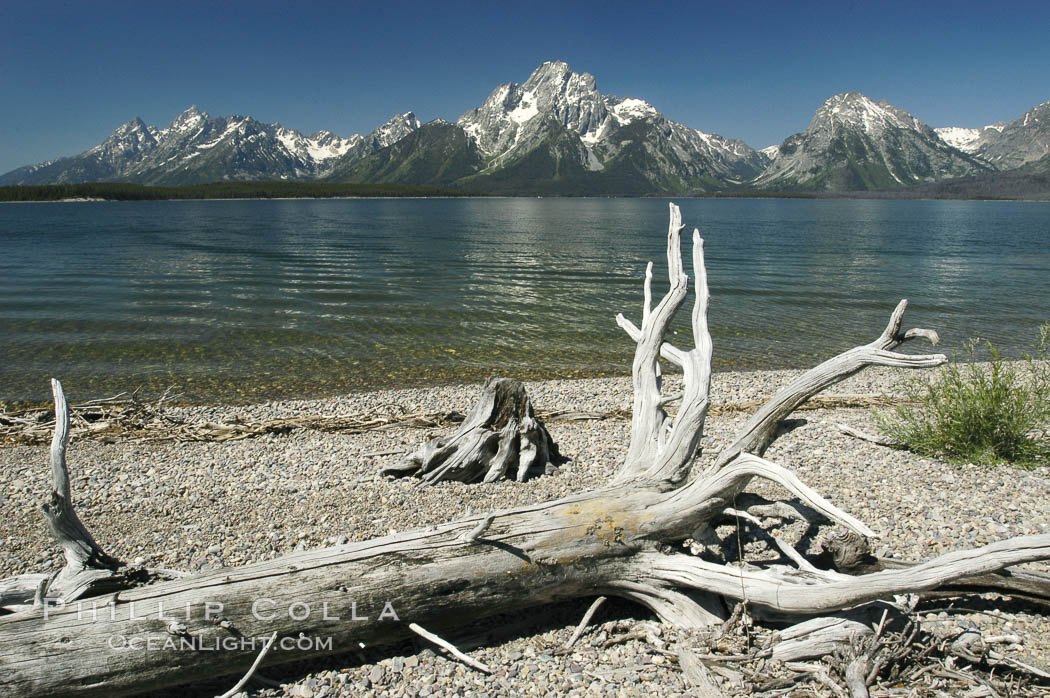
[988,650,1050,679]
[32,574,51,608]
[601,630,648,648]
[459,515,495,544]
[659,391,684,406]
[215,631,278,698]
[724,507,821,573]
[408,622,491,674]
[361,449,408,458]
[154,385,179,412]
[685,653,754,663]
[785,662,847,698]
[563,596,607,651]
[836,423,904,448]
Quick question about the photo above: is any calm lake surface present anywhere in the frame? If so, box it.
[1,198,1048,404]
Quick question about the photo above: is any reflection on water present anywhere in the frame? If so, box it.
[1,198,1047,404]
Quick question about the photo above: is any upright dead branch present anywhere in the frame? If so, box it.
[615,203,713,486]
[40,379,122,602]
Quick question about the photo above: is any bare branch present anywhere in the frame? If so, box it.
[637,533,1050,614]
[562,596,607,651]
[713,300,946,470]
[215,631,278,698]
[459,514,495,544]
[41,379,121,601]
[408,623,491,674]
[690,453,876,539]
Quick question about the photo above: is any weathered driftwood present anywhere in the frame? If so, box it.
[1,203,1049,697]
[382,376,565,483]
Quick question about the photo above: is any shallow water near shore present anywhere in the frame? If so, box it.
[1,197,1048,404]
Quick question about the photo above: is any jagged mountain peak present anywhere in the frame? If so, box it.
[459,61,658,156]
[363,112,423,152]
[169,105,208,132]
[452,60,767,192]
[525,60,572,82]
[113,116,150,134]
[754,93,987,191]
[812,92,923,135]
[523,60,596,94]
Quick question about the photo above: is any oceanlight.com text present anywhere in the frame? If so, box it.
[107,634,333,652]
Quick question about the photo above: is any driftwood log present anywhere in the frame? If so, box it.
[382,376,565,483]
[2,203,1049,697]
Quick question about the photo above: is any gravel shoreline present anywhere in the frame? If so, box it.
[2,366,1049,696]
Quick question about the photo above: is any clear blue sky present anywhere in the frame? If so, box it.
[2,0,1049,174]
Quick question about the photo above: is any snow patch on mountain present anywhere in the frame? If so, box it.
[508,91,539,124]
[611,98,658,124]
[935,126,984,152]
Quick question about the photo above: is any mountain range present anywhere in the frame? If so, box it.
[3,61,1048,196]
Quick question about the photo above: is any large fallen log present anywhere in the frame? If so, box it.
[2,203,1048,697]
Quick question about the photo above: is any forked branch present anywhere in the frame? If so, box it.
[615,204,713,486]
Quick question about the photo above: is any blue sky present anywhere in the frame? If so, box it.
[2,0,1049,174]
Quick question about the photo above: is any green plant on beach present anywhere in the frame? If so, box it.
[875,324,1050,467]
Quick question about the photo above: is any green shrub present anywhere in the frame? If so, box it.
[874,325,1050,467]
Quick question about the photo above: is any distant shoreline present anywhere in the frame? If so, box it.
[0,182,489,203]
[4,190,1049,204]
[4,180,1050,203]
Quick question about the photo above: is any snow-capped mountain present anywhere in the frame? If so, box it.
[0,107,419,186]
[753,92,990,191]
[453,61,767,191]
[938,101,1050,171]
[3,63,1048,194]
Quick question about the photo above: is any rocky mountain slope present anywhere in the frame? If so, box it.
[753,92,990,191]
[452,61,767,193]
[333,61,769,195]
[961,101,1050,170]
[3,63,1049,196]
[0,107,419,186]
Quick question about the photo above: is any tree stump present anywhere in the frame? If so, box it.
[381,377,565,484]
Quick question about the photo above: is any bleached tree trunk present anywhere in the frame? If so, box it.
[2,204,1048,697]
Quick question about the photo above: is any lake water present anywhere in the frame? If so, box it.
[1,198,1047,405]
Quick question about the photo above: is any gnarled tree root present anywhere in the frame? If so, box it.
[382,376,566,483]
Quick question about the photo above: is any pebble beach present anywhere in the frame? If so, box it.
[2,366,1049,696]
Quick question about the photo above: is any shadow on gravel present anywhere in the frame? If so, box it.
[155,595,646,697]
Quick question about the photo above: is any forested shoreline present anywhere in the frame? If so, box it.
[0,181,485,202]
